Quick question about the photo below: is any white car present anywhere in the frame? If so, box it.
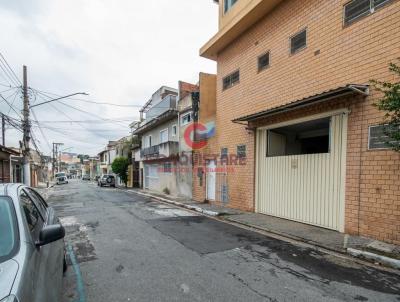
[55,173,68,185]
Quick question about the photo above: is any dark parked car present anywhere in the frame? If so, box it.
[98,174,115,187]
[0,184,66,302]
[82,175,91,181]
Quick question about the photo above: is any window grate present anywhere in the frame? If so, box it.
[290,29,307,55]
[223,70,240,90]
[344,0,392,25]
[258,52,270,72]
[237,145,246,158]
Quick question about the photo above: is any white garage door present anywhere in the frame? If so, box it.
[144,164,159,189]
[256,112,347,231]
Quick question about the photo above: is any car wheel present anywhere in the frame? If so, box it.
[63,255,68,273]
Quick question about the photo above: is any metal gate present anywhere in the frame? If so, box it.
[256,112,347,231]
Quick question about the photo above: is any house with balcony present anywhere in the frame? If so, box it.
[176,81,199,198]
[198,0,400,245]
[98,149,108,175]
[133,86,180,195]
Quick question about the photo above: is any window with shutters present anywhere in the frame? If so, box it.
[290,29,307,55]
[223,70,240,90]
[344,0,392,26]
[258,52,270,72]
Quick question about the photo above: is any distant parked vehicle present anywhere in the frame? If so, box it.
[0,183,66,302]
[55,172,68,185]
[98,174,115,187]
[82,175,91,181]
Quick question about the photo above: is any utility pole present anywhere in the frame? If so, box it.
[22,66,31,186]
[52,142,63,178]
[1,113,5,145]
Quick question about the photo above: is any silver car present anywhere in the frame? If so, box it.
[0,184,66,302]
[55,172,68,185]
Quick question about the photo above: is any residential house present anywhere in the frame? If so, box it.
[98,149,108,175]
[176,81,199,198]
[81,159,90,177]
[114,136,132,186]
[106,141,117,174]
[0,145,20,183]
[128,122,141,188]
[89,157,100,179]
[198,0,400,244]
[133,86,180,195]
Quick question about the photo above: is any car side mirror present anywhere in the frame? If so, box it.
[36,224,65,247]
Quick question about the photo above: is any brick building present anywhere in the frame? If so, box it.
[195,0,400,244]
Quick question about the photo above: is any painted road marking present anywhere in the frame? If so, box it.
[67,244,86,302]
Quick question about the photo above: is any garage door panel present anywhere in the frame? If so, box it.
[256,114,346,231]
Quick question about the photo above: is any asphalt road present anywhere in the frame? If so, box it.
[47,179,400,302]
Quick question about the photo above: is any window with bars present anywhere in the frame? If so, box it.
[221,147,228,161]
[163,162,172,173]
[237,145,246,158]
[223,70,240,90]
[258,52,270,72]
[290,29,307,55]
[344,0,392,25]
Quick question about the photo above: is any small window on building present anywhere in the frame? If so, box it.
[163,162,172,173]
[221,147,228,160]
[266,117,331,157]
[160,129,168,143]
[223,70,240,90]
[290,29,307,55]
[224,0,238,13]
[368,124,399,150]
[344,0,392,25]
[258,52,270,72]
[172,125,177,136]
[237,145,246,158]
[181,112,192,125]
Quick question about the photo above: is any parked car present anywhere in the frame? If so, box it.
[98,174,115,187]
[82,175,91,181]
[55,172,68,185]
[0,184,66,302]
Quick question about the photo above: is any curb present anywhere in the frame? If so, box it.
[126,190,220,217]
[347,248,400,270]
[125,188,400,271]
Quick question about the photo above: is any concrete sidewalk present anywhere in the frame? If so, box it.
[124,187,400,270]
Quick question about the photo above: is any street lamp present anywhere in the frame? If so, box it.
[30,92,89,109]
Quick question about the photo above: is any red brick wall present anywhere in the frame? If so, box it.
[195,0,400,243]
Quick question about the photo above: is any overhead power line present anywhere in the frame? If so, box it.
[0,93,22,118]
[32,88,143,108]
[0,52,22,86]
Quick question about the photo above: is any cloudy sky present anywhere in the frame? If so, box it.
[0,0,217,156]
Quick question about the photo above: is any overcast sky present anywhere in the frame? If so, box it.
[0,0,217,156]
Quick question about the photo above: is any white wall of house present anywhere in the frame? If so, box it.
[141,118,179,148]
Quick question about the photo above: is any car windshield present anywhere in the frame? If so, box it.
[55,173,66,178]
[0,197,18,263]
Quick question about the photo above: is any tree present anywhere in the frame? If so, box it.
[77,154,89,164]
[111,157,129,187]
[371,59,400,152]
